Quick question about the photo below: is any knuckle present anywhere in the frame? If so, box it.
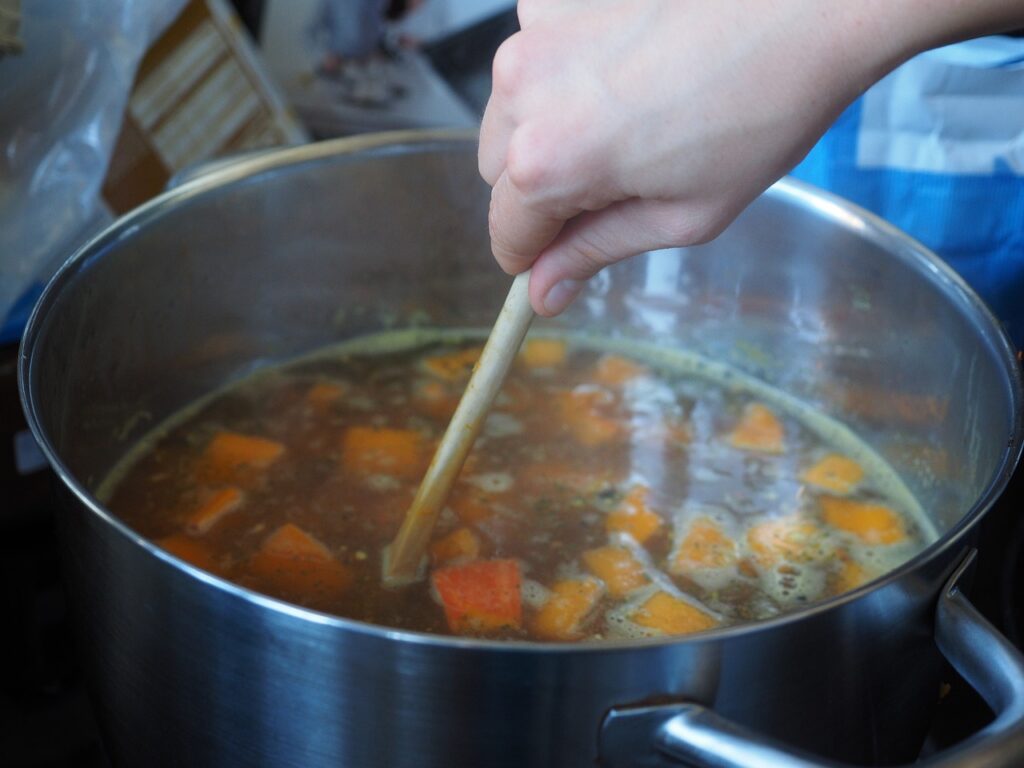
[516,0,541,27]
[505,126,556,200]
[491,36,526,99]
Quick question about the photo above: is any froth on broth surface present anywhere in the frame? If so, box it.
[102,332,930,642]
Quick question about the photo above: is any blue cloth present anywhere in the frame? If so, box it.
[790,37,1024,348]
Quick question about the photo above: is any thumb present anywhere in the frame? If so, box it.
[528,198,723,316]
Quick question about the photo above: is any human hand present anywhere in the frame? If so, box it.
[478,0,939,315]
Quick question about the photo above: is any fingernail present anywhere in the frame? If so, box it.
[543,279,583,315]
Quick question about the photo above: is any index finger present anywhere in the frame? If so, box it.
[488,171,568,275]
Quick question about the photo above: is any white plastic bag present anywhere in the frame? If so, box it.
[0,0,187,341]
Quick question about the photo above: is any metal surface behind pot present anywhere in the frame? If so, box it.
[19,131,1023,767]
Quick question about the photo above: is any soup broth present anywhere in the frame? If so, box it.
[101,330,932,642]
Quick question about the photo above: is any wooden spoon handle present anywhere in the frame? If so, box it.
[383,271,535,586]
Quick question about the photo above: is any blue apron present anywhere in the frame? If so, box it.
[790,36,1024,348]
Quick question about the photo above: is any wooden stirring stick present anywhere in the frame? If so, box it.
[383,271,535,586]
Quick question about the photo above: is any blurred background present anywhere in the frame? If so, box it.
[1,2,1022,765]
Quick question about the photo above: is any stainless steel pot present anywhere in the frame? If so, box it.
[19,131,1024,767]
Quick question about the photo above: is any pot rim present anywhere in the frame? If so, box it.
[18,129,1024,654]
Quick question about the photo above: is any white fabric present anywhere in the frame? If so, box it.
[856,37,1024,176]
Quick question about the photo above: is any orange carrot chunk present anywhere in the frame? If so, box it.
[531,578,604,641]
[802,454,864,495]
[820,496,906,545]
[430,527,482,566]
[606,486,662,544]
[422,346,482,381]
[156,534,220,573]
[554,389,621,446]
[520,338,567,368]
[249,523,353,598]
[747,515,824,565]
[341,426,423,477]
[185,486,244,536]
[728,403,785,454]
[593,354,648,386]
[833,549,870,594]
[582,546,649,597]
[670,517,737,575]
[198,431,285,483]
[630,591,718,635]
[432,559,522,634]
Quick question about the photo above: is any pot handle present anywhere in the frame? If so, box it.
[599,550,1024,768]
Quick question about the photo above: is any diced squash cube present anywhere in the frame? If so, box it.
[747,515,824,565]
[531,578,604,641]
[422,346,482,381]
[728,403,785,454]
[833,549,869,594]
[521,338,567,367]
[802,454,864,495]
[432,559,522,634]
[582,546,649,597]
[198,431,285,483]
[341,426,423,477]
[820,496,906,545]
[606,486,662,544]
[306,381,347,410]
[430,527,481,565]
[594,354,648,386]
[670,517,737,574]
[248,523,353,598]
[554,389,621,446]
[156,534,219,573]
[185,486,244,535]
[630,591,718,635]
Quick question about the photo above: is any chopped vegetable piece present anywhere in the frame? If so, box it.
[594,354,648,386]
[521,338,567,367]
[728,403,785,454]
[670,517,737,574]
[555,389,621,446]
[248,523,353,598]
[185,486,244,535]
[532,578,604,641]
[430,527,482,565]
[432,559,522,634]
[833,549,869,593]
[422,346,482,381]
[198,431,285,483]
[341,426,423,477]
[801,454,864,495]
[631,591,718,635]
[157,534,219,572]
[747,515,824,565]
[306,381,347,410]
[820,496,906,545]
[606,486,662,544]
[582,546,649,597]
